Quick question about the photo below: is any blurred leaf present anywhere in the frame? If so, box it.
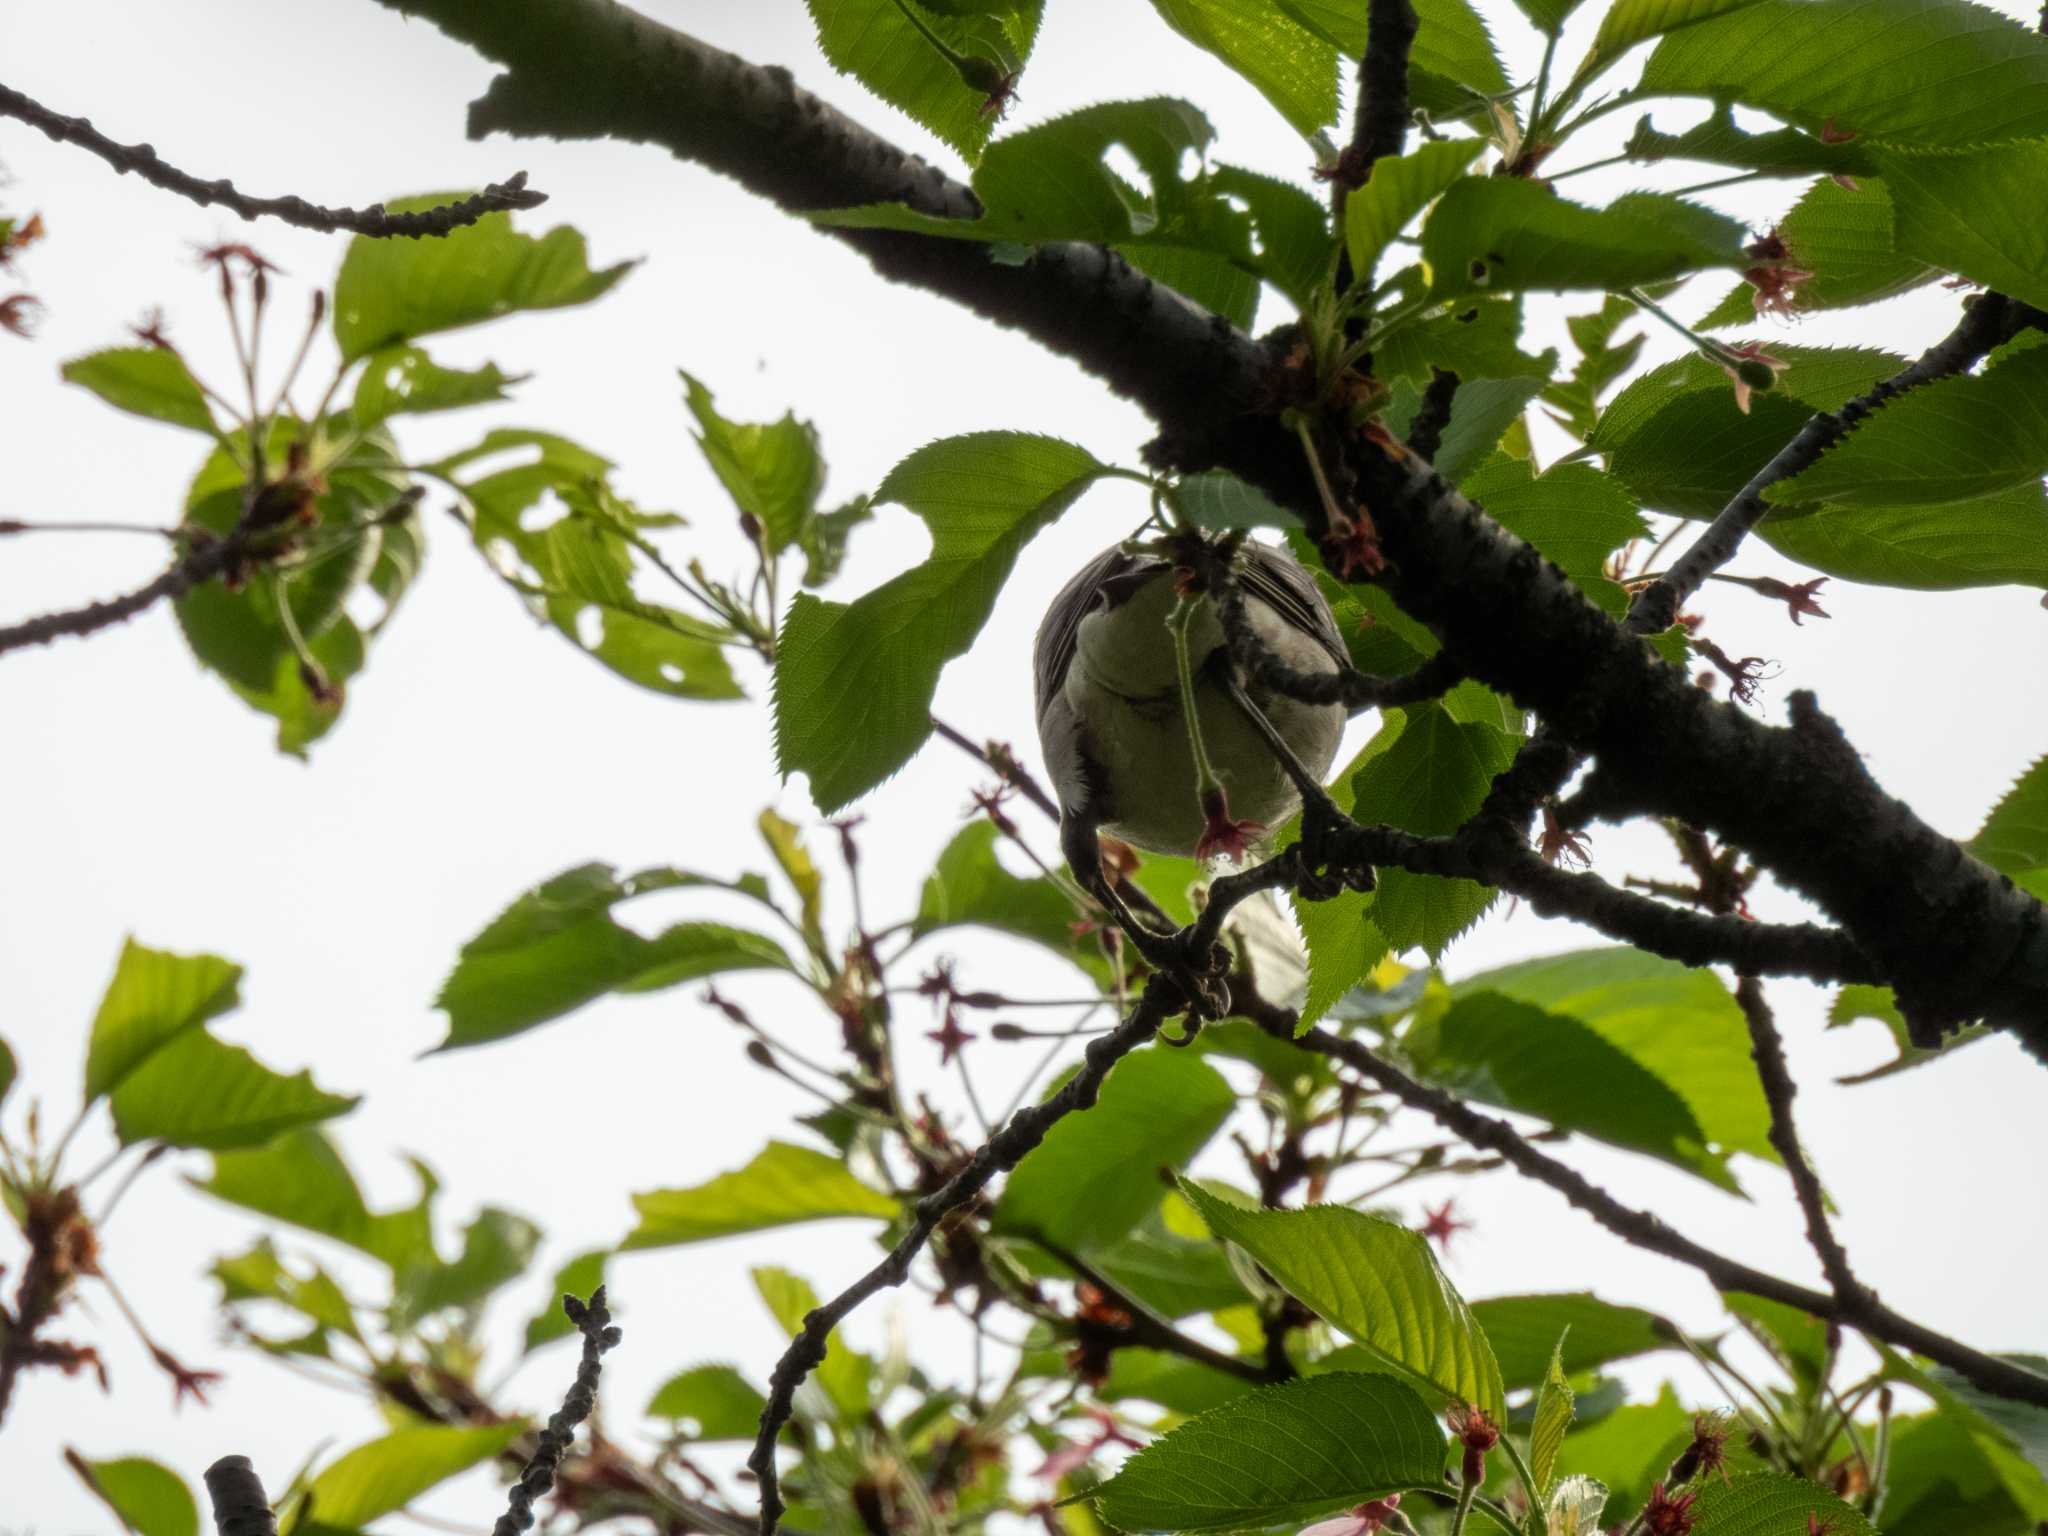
[196,1129,438,1274]
[1723,1292,1830,1391]
[524,1250,609,1353]
[352,346,518,428]
[996,1047,1236,1254]
[1882,1407,2048,1536]
[299,1424,525,1533]
[1082,1373,1447,1530]
[1467,1294,1673,1390]
[1554,1384,1690,1526]
[1091,1347,1261,1415]
[436,863,793,1049]
[61,347,219,436]
[623,1141,898,1249]
[67,1455,198,1536]
[0,1035,14,1109]
[332,198,632,360]
[805,0,1043,162]
[1529,1339,1575,1490]
[1422,182,1744,298]
[84,938,241,1104]
[759,810,825,953]
[1928,1355,2048,1482]
[647,1364,769,1439]
[393,1207,541,1325]
[682,371,823,556]
[1179,1181,1505,1421]
[1175,470,1303,531]
[1639,0,2048,149]
[1685,1472,1875,1535]
[914,821,1108,983]
[1827,983,1988,1082]
[773,433,1105,813]
[1141,0,1338,137]
[752,1265,873,1420]
[1016,1203,1250,1318]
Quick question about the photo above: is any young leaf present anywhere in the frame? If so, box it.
[1141,0,1339,138]
[805,0,1043,162]
[622,1141,899,1249]
[758,810,825,952]
[0,1036,14,1110]
[1881,139,2048,311]
[682,371,825,556]
[1421,181,1745,297]
[1585,0,1766,74]
[61,347,220,436]
[84,938,242,1104]
[197,1130,438,1273]
[1467,1294,1674,1389]
[1082,1373,1447,1532]
[351,346,518,429]
[994,1047,1236,1255]
[1638,0,2048,149]
[391,1207,542,1325]
[66,1454,199,1536]
[772,433,1106,813]
[1344,139,1486,285]
[1685,1472,1876,1535]
[1530,1337,1576,1490]
[647,1364,770,1439]
[1767,344,2048,507]
[331,197,632,360]
[1179,1181,1506,1421]
[300,1424,527,1531]
[435,864,792,1049]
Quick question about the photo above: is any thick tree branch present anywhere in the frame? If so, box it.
[1241,996,2048,1410]
[0,81,544,237]
[203,1457,278,1536]
[747,977,1180,1536]
[370,0,2048,1048]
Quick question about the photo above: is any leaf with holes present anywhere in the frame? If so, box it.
[1344,140,1486,283]
[683,370,824,556]
[1422,181,1745,297]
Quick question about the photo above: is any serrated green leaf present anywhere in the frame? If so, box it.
[1422,181,1745,297]
[1460,457,1646,616]
[61,347,220,436]
[352,346,518,429]
[1179,1182,1505,1421]
[1509,0,1591,35]
[1143,0,1338,137]
[1345,140,1486,283]
[773,433,1105,813]
[1468,1294,1673,1389]
[1587,0,1765,70]
[1638,0,2048,149]
[1624,107,1875,183]
[524,1250,609,1353]
[647,1364,769,1439]
[1762,480,2048,591]
[68,1455,199,1536]
[682,371,823,556]
[1770,344,2048,507]
[1175,470,1304,530]
[1083,1372,1446,1531]
[1530,1338,1575,1489]
[996,1047,1235,1254]
[197,1129,438,1273]
[332,197,631,360]
[1970,756,2048,903]
[1686,1472,1876,1535]
[912,821,1110,984]
[1698,178,1934,330]
[1880,138,2048,310]
[434,863,792,1049]
[301,1424,526,1533]
[1393,374,1550,486]
[1376,291,1559,387]
[1280,0,1508,118]
[623,1141,898,1250]
[806,0,1043,162]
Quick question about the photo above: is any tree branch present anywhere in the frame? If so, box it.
[0,81,545,237]
[203,1456,278,1536]
[0,535,242,657]
[747,977,1181,1536]
[495,1289,620,1536]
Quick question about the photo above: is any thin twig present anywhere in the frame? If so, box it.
[0,81,545,237]
[494,1288,621,1536]
[748,977,1181,1536]
[0,534,243,656]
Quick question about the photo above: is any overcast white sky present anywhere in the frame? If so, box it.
[3,0,2045,1529]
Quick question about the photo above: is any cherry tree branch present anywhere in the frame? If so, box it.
[0,81,545,237]
[203,1457,278,1536]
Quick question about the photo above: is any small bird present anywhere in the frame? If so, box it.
[1034,536,1349,935]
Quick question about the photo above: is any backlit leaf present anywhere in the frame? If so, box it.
[623,1141,898,1249]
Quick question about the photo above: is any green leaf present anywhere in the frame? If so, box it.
[524,1250,609,1353]
[1529,1338,1575,1490]
[1555,1384,1691,1525]
[913,821,1109,984]
[1279,0,1509,118]
[0,1035,14,1110]
[622,1141,899,1250]
[1460,457,1646,617]
[61,347,219,436]
[1015,1204,1250,1318]
[1387,374,1550,487]
[1345,140,1487,283]
[1624,107,1874,182]
[1927,1356,2048,1484]
[1468,1294,1673,1390]
[196,1129,438,1273]
[772,433,1105,813]
[682,371,824,556]
[1639,0,2048,148]
[1179,1181,1505,1421]
[1881,138,2048,310]
[759,810,825,952]
[331,197,632,360]
[435,863,792,1049]
[805,0,1043,162]
[1142,0,1338,137]
[301,1424,526,1533]
[1422,181,1745,298]
[752,1265,873,1420]
[1376,294,1559,388]
[1759,481,2048,591]
[352,346,518,429]
[1882,1407,2048,1535]
[1686,1472,1876,1535]
[647,1364,769,1439]
[1450,948,1775,1169]
[1090,1347,1262,1415]
[1698,178,1933,330]
[1969,756,2048,902]
[1768,344,2048,506]
[393,1207,541,1325]
[84,938,242,1103]
[68,1455,199,1536]
[1175,470,1303,531]
[1083,1373,1447,1531]
[1723,1292,1831,1391]
[995,1047,1235,1254]
[1508,0,1591,36]
[1587,0,1765,71]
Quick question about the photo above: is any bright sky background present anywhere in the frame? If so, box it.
[3,0,2045,1528]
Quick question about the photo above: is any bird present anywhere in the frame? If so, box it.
[1033,534,1349,945]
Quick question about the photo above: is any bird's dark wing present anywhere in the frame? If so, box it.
[1238,540,1348,669]
[1033,545,1162,726]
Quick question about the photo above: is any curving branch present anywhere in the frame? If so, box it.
[495,1289,621,1536]
[0,81,544,238]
